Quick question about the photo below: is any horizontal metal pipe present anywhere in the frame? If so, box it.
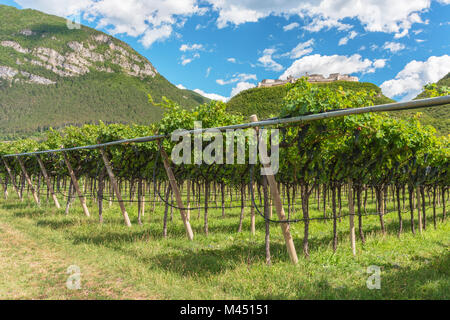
[2,95,449,158]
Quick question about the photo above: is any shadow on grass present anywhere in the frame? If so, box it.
[71,228,153,245]
[3,201,36,210]
[58,209,447,270]
[13,208,49,218]
[35,217,99,229]
[358,213,446,237]
[253,251,450,300]
[141,241,290,276]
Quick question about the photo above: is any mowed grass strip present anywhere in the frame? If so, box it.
[0,191,448,300]
[0,206,154,299]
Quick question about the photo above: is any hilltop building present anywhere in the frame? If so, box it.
[257,73,359,88]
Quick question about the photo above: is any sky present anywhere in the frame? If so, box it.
[1,0,450,102]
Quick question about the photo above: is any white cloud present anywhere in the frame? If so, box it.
[227,58,237,63]
[287,39,314,59]
[383,41,406,53]
[140,25,172,48]
[304,18,352,32]
[280,54,386,79]
[16,0,201,48]
[180,43,204,52]
[206,67,212,78]
[231,82,256,97]
[179,44,203,66]
[15,0,92,16]
[338,31,358,46]
[206,0,431,36]
[175,84,229,102]
[380,55,450,101]
[181,58,193,66]
[195,81,257,100]
[415,39,426,43]
[15,0,435,48]
[211,4,266,28]
[373,59,387,69]
[216,73,257,85]
[283,22,299,31]
[193,89,228,102]
[258,48,283,72]
[394,29,409,39]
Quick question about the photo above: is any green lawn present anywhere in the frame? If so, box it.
[0,189,448,300]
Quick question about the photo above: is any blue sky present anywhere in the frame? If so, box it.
[2,0,450,101]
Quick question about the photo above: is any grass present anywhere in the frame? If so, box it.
[0,189,448,300]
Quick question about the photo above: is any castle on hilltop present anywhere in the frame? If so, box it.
[257,73,359,88]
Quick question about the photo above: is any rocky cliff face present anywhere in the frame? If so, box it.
[0,30,157,85]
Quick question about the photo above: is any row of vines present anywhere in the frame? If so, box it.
[0,79,448,262]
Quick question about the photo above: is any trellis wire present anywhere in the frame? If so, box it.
[2,96,449,158]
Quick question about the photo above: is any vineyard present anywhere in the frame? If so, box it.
[0,80,449,298]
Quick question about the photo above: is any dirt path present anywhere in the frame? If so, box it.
[0,221,152,299]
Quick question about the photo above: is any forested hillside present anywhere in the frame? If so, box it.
[391,72,450,135]
[226,81,394,119]
[227,77,449,135]
[0,5,208,140]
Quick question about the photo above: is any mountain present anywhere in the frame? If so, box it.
[390,72,449,135]
[226,80,395,119]
[0,5,209,140]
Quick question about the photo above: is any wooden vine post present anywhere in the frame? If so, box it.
[17,157,40,205]
[250,115,299,265]
[347,178,356,256]
[158,140,194,241]
[98,148,132,227]
[62,152,91,217]
[36,155,61,209]
[2,158,20,197]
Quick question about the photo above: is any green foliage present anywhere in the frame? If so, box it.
[281,77,376,117]
[422,83,450,97]
[226,80,394,119]
[227,75,449,136]
[1,84,448,191]
[391,73,450,136]
[226,85,290,119]
[272,80,448,188]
